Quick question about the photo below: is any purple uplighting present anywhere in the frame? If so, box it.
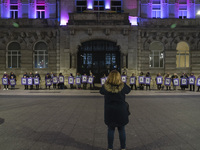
[129,16,138,26]
[87,0,93,9]
[105,0,111,9]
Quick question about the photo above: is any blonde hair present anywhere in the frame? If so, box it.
[106,70,123,85]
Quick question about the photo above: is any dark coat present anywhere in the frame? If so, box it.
[100,82,131,127]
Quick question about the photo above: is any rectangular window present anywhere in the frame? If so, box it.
[10,5,18,19]
[179,4,187,19]
[111,0,122,12]
[76,0,87,12]
[36,5,45,19]
[149,51,164,68]
[94,0,105,11]
[152,1,161,18]
[8,50,21,68]
[176,51,189,68]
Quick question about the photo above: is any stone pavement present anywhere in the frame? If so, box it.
[0,84,200,96]
[0,87,200,150]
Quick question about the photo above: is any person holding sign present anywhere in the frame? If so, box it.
[10,72,16,90]
[82,73,87,90]
[130,73,137,90]
[89,72,95,90]
[145,72,151,90]
[196,75,200,92]
[164,73,171,90]
[34,75,40,90]
[76,73,82,89]
[138,72,145,90]
[51,72,57,89]
[2,72,9,90]
[45,73,51,90]
[171,73,178,90]
[155,73,163,90]
[100,70,131,150]
[68,73,74,89]
[189,73,196,91]
[22,72,29,90]
[58,73,64,89]
[29,72,34,90]
[180,73,188,90]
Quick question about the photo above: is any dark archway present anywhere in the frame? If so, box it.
[77,40,121,82]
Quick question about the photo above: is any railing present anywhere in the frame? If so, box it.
[68,12,130,25]
[0,19,59,27]
[138,18,200,27]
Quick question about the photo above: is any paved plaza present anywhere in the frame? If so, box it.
[0,91,200,150]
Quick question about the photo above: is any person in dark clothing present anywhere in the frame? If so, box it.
[180,73,188,90]
[45,73,51,90]
[23,72,29,90]
[2,72,9,90]
[189,73,196,91]
[139,72,144,90]
[145,72,151,90]
[100,70,131,150]
[155,73,162,90]
[29,72,34,90]
[35,71,41,89]
[130,73,137,90]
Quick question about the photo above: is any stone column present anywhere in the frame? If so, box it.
[0,50,6,70]
[63,49,70,69]
[71,53,76,68]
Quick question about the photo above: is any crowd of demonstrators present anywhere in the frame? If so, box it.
[127,71,200,92]
[2,71,200,92]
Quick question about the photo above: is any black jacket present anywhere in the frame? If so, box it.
[100,83,131,127]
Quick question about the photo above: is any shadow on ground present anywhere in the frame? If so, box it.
[0,118,5,125]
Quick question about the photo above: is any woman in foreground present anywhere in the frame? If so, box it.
[100,70,131,150]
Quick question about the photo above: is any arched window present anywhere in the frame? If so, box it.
[149,41,164,68]
[34,42,48,68]
[176,42,189,68]
[8,42,21,68]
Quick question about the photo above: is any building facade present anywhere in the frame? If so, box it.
[0,0,200,84]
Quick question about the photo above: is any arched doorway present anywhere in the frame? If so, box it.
[77,40,121,82]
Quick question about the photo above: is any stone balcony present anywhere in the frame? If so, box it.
[138,18,200,28]
[0,18,59,28]
[67,12,131,26]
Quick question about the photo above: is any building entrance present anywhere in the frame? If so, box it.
[77,40,120,82]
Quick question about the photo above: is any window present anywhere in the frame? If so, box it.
[149,41,164,68]
[76,0,87,12]
[152,0,161,18]
[8,42,21,68]
[179,2,187,19]
[94,0,105,11]
[111,0,122,12]
[34,42,48,68]
[176,42,189,68]
[10,0,18,19]
[36,0,45,19]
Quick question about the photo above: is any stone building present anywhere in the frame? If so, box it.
[0,0,200,85]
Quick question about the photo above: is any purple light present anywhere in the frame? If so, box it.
[87,0,93,9]
[129,16,138,26]
[60,18,68,25]
[105,0,111,9]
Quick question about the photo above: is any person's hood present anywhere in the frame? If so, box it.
[104,82,124,93]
